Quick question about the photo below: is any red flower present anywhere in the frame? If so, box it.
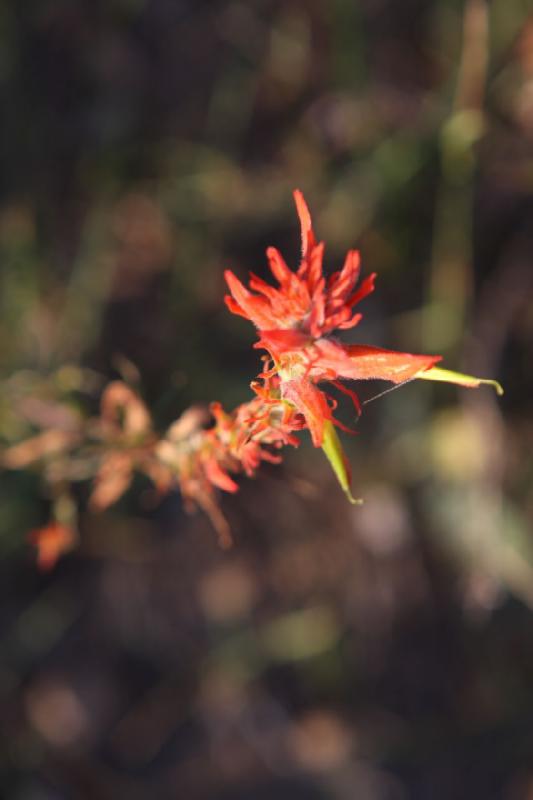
[223,190,439,445]
[225,190,501,449]
[29,522,76,571]
[224,190,375,340]
[156,384,302,546]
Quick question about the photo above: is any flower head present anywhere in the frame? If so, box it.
[225,190,376,343]
[224,191,444,446]
[224,189,503,494]
[155,381,302,546]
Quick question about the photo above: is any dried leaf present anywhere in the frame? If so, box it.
[89,452,133,511]
[3,430,78,468]
[100,381,151,436]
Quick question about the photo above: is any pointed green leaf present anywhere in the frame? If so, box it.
[417,366,503,395]
[321,420,362,505]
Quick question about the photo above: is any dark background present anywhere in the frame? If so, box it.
[1,1,532,798]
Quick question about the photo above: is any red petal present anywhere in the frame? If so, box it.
[224,270,278,329]
[293,189,316,258]
[311,341,442,383]
[329,250,361,300]
[332,380,362,416]
[281,378,331,447]
[210,401,232,430]
[266,247,293,287]
[344,345,441,382]
[248,273,283,303]
[309,279,326,336]
[203,458,239,493]
[224,294,249,319]
[256,328,311,354]
[307,241,325,293]
[328,311,362,331]
[224,268,250,299]
[347,272,377,308]
[29,522,76,571]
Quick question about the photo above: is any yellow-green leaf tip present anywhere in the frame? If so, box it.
[321,421,363,505]
[417,366,503,396]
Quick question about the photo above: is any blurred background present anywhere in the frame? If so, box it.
[0,0,532,797]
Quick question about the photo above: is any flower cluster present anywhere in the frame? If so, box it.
[224,190,502,485]
[156,374,303,547]
[2,190,502,567]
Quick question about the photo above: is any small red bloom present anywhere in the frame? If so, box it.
[29,522,76,571]
[225,190,376,340]
[225,191,450,446]
[225,190,502,453]
[155,383,303,546]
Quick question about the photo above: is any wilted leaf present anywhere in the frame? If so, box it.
[100,382,151,437]
[89,452,133,511]
[2,430,78,468]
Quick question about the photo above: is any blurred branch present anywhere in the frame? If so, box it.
[424,0,490,353]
